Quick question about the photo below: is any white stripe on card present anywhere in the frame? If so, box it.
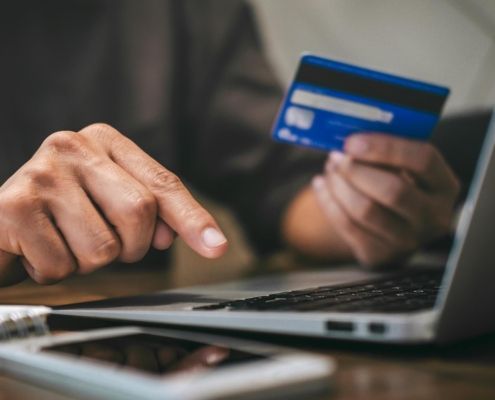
[291,89,394,123]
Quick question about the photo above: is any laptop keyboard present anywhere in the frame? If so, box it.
[193,269,443,313]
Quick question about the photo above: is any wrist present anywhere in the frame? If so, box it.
[282,185,354,262]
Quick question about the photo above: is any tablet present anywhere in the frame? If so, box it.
[0,326,335,399]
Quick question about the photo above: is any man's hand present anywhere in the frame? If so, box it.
[0,124,228,285]
[283,133,460,268]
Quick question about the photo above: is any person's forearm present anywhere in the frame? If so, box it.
[282,185,353,261]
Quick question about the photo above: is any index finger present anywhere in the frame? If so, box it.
[80,124,228,259]
[344,133,459,191]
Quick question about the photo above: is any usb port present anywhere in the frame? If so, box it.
[368,322,387,334]
[326,321,354,332]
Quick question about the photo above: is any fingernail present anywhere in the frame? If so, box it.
[330,151,345,164]
[201,227,227,248]
[346,137,369,155]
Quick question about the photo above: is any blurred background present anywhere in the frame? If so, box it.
[170,0,495,287]
[253,0,495,114]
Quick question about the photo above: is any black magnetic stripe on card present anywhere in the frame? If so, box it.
[295,63,447,114]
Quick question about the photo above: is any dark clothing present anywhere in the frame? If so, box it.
[0,1,491,260]
[0,0,325,257]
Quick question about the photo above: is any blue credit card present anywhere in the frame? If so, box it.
[272,54,450,151]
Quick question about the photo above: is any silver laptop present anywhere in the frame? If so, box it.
[56,111,495,344]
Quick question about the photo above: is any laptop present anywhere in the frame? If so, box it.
[55,110,495,344]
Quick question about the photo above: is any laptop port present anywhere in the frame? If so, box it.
[368,322,387,334]
[326,321,354,332]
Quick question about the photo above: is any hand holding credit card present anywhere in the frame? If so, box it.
[272,54,450,151]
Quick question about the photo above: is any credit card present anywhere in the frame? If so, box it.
[272,54,450,151]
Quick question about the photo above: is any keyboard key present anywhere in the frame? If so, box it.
[192,269,444,313]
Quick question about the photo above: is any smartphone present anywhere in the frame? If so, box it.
[0,326,335,399]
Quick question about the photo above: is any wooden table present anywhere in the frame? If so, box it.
[1,266,495,400]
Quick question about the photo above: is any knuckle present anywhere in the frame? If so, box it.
[149,168,183,193]
[34,265,72,284]
[123,192,157,222]
[81,123,116,139]
[43,131,86,156]
[21,164,58,190]
[85,234,120,269]
[80,123,123,148]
